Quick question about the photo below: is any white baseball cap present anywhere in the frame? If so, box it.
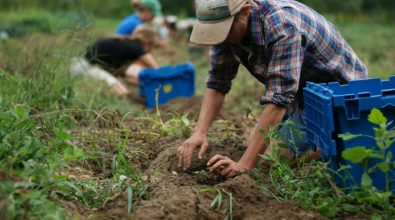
[190,0,248,45]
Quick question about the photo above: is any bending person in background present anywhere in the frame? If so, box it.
[70,28,159,97]
[115,0,162,37]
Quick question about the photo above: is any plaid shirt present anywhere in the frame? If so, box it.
[207,0,367,107]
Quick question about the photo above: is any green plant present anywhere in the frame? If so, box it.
[112,130,149,208]
[223,191,234,220]
[339,108,395,214]
[140,113,193,138]
[0,105,84,219]
[198,188,234,220]
[254,120,358,217]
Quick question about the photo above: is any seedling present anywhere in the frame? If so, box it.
[210,189,223,210]
[198,188,234,220]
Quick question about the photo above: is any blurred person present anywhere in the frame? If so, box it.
[151,15,178,48]
[177,0,367,178]
[70,28,159,97]
[114,0,162,37]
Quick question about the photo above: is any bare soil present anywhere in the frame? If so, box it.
[86,143,324,220]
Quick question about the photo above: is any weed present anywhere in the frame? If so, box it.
[199,188,234,220]
[0,105,83,219]
[253,109,395,218]
[223,191,234,220]
[210,189,223,211]
[339,108,395,216]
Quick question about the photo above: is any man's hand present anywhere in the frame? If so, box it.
[177,132,209,170]
[207,155,248,178]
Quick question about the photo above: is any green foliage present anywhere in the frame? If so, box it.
[0,105,82,219]
[299,0,363,14]
[340,108,395,215]
[0,9,94,39]
[158,114,193,138]
[254,158,348,217]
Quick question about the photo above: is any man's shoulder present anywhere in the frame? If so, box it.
[257,0,324,34]
[258,0,315,22]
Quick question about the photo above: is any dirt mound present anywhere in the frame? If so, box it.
[128,146,324,220]
[147,144,245,186]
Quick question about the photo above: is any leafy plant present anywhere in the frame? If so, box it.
[339,108,395,213]
[0,104,84,219]
[254,119,360,217]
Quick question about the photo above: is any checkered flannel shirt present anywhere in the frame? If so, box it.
[207,0,367,107]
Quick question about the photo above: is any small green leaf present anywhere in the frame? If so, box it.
[217,191,222,210]
[128,185,133,213]
[338,133,362,141]
[386,152,393,162]
[380,192,392,199]
[198,188,216,193]
[369,153,384,160]
[63,146,84,161]
[56,129,72,141]
[341,204,359,212]
[342,146,370,163]
[361,172,372,187]
[13,105,30,120]
[368,108,387,125]
[377,162,389,173]
[210,195,220,209]
[373,127,386,142]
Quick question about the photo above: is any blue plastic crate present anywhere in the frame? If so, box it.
[138,63,196,109]
[304,76,395,191]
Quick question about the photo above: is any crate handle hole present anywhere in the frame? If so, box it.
[383,89,395,97]
[344,95,355,100]
[358,92,370,98]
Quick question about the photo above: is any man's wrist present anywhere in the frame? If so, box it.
[194,127,207,136]
[237,160,254,172]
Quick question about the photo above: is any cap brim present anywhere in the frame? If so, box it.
[190,16,234,46]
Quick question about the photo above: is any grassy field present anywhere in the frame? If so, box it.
[1,9,395,220]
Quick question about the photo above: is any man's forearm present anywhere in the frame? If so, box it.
[194,88,225,135]
[238,103,286,170]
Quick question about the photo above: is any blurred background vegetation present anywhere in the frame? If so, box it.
[0,0,394,20]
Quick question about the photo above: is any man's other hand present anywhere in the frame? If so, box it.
[207,155,248,178]
[177,132,209,170]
